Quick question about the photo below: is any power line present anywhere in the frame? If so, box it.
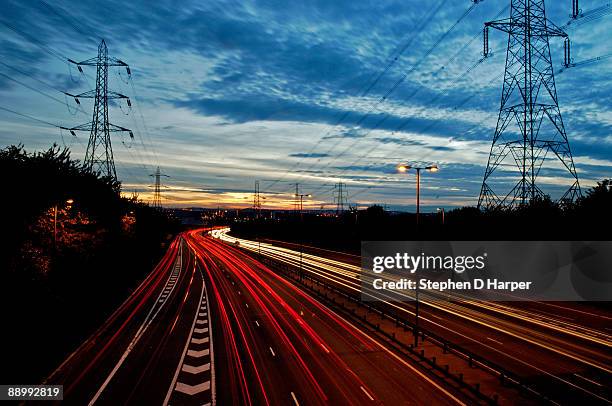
[0,20,68,63]
[38,0,99,44]
[289,1,483,189]
[0,105,63,128]
[0,61,65,94]
[262,0,450,192]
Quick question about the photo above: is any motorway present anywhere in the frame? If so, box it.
[213,228,612,404]
[44,229,471,405]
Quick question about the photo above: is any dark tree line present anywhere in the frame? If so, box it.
[233,180,612,254]
[0,144,179,383]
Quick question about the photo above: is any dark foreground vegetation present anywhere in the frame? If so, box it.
[0,145,179,383]
[233,180,612,254]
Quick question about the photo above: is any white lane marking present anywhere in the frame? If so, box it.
[574,373,603,387]
[269,347,276,357]
[89,240,184,406]
[486,336,504,345]
[323,302,466,405]
[255,320,260,327]
[196,319,209,325]
[191,336,210,344]
[320,344,330,354]
[360,386,374,401]
[164,259,215,406]
[175,381,211,395]
[182,362,211,374]
[188,348,210,357]
[245,303,249,308]
[198,312,206,317]
[291,391,300,406]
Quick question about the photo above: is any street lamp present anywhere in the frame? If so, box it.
[397,164,438,347]
[295,193,312,213]
[294,193,312,279]
[54,198,74,247]
[437,207,445,225]
[396,164,439,226]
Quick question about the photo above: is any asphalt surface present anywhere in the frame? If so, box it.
[43,230,471,405]
[218,229,612,404]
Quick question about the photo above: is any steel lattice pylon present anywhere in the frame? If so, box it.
[63,40,133,180]
[478,0,581,210]
[334,182,348,214]
[150,166,169,209]
[253,180,262,217]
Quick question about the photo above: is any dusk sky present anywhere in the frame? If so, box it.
[1,0,610,210]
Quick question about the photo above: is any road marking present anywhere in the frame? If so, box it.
[196,319,208,325]
[182,363,211,374]
[164,257,215,406]
[175,381,211,395]
[290,391,300,406]
[199,312,206,317]
[89,240,184,406]
[320,343,330,354]
[191,336,210,344]
[486,336,504,345]
[574,373,603,387]
[269,347,276,357]
[323,302,466,405]
[188,348,210,358]
[245,303,249,308]
[255,320,260,327]
[360,386,374,401]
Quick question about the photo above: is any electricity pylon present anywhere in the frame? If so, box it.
[253,180,262,217]
[334,182,348,214]
[62,39,133,180]
[150,166,169,209]
[478,1,580,209]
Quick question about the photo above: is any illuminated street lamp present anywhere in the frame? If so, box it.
[397,164,438,347]
[437,207,445,225]
[54,198,74,247]
[396,164,439,226]
[294,193,312,279]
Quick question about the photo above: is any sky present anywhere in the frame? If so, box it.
[0,0,610,211]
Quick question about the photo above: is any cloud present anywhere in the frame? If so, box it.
[0,0,610,209]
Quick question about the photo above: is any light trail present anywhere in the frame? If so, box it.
[186,229,464,405]
[211,228,611,402]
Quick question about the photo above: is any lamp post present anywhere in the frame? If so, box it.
[397,164,439,346]
[53,198,74,247]
[437,207,445,225]
[294,193,312,279]
[397,164,439,226]
[295,193,311,214]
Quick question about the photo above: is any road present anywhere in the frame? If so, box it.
[214,228,612,404]
[44,230,470,405]
[45,238,215,405]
